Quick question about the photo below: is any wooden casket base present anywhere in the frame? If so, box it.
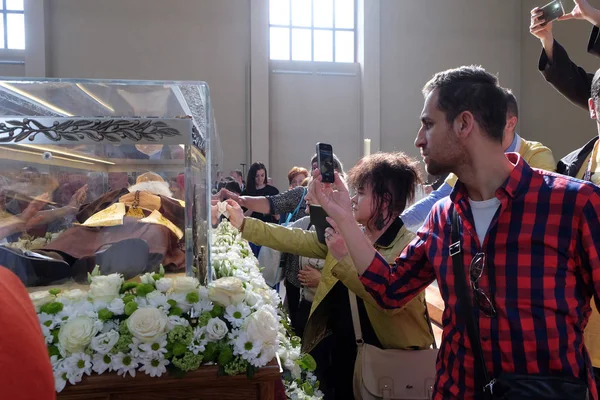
[57,360,281,400]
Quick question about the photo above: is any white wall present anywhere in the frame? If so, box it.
[44,0,251,175]
[380,0,522,162]
[269,61,361,191]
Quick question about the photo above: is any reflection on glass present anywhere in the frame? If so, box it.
[314,30,333,62]
[7,14,24,50]
[292,29,311,61]
[335,30,354,63]
[335,0,354,29]
[313,0,333,28]
[291,0,311,27]
[270,27,290,60]
[269,0,289,25]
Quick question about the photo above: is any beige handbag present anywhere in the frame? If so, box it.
[349,290,439,400]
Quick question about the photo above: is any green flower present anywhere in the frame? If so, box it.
[172,352,203,372]
[167,299,177,308]
[48,288,61,296]
[112,332,133,354]
[135,283,155,298]
[169,307,183,317]
[185,291,199,304]
[198,312,212,327]
[97,308,114,321]
[122,294,136,304]
[124,301,138,316]
[167,325,194,346]
[120,282,138,293]
[172,342,187,357]
[40,301,63,315]
[152,273,162,281]
[210,305,224,318]
[223,355,249,376]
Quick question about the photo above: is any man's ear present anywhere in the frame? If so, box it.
[454,111,475,139]
[589,98,597,120]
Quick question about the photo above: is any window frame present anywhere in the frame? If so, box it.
[0,0,25,50]
[269,0,357,63]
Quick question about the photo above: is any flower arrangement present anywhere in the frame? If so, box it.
[30,221,322,399]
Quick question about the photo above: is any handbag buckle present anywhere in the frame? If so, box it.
[483,378,496,395]
[449,241,461,256]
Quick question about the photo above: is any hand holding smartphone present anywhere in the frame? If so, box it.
[316,142,335,184]
[309,204,332,244]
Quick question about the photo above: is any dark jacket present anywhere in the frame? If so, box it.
[538,26,600,174]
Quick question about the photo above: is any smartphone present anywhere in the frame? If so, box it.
[309,204,332,244]
[540,0,564,24]
[316,142,335,184]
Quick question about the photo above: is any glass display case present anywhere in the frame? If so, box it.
[0,78,219,288]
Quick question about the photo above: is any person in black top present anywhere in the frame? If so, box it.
[242,162,279,256]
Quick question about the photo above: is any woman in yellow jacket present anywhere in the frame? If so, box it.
[226,152,435,399]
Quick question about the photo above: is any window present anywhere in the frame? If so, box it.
[0,0,24,50]
[269,0,355,63]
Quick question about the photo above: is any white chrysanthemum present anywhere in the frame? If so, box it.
[225,303,251,328]
[111,352,139,378]
[139,357,169,378]
[54,368,67,392]
[128,337,143,358]
[38,312,56,329]
[167,292,192,313]
[107,298,125,315]
[92,353,113,375]
[138,336,168,360]
[192,299,213,314]
[167,315,190,330]
[63,353,92,384]
[232,331,262,365]
[146,291,170,310]
[255,345,277,368]
[188,343,206,355]
[155,277,173,293]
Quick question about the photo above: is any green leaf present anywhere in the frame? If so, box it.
[297,354,317,372]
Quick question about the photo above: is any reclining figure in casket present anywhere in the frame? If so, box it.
[0,172,185,286]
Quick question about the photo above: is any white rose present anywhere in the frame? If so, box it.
[245,307,278,344]
[155,278,172,293]
[140,273,155,285]
[59,289,88,304]
[90,330,119,354]
[208,277,246,307]
[171,277,199,293]
[58,316,98,354]
[205,318,228,341]
[126,307,168,343]
[29,291,55,309]
[89,274,124,302]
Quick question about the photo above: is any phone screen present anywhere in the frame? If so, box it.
[540,0,564,24]
[317,143,334,183]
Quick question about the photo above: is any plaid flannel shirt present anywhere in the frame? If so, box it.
[359,153,600,399]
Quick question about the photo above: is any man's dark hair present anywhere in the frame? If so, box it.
[504,88,519,119]
[217,177,242,195]
[592,68,600,110]
[346,152,421,230]
[422,65,507,143]
[232,170,243,179]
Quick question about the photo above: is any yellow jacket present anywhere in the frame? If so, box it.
[445,137,557,187]
[241,217,434,353]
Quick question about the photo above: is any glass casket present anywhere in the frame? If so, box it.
[0,78,220,288]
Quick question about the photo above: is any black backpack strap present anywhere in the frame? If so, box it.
[450,207,493,397]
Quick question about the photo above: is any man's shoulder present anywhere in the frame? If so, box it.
[533,168,600,198]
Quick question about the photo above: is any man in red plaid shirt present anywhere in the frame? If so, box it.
[314,66,600,399]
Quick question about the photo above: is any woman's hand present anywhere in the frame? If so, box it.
[225,199,246,230]
[298,265,321,288]
[324,218,349,261]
